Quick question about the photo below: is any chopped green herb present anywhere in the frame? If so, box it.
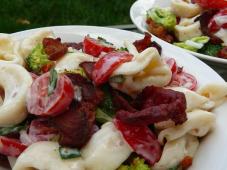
[63,67,87,78]
[59,147,81,159]
[0,124,26,136]
[97,36,114,46]
[96,108,113,124]
[109,75,125,84]
[99,85,115,117]
[48,68,58,95]
[117,47,128,52]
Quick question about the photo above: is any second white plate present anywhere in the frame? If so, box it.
[130,0,227,64]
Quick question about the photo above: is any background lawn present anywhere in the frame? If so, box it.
[0,0,136,33]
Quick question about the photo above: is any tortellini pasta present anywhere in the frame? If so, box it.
[169,87,215,112]
[13,141,85,170]
[111,42,172,96]
[0,34,24,65]
[197,83,227,102]
[158,110,215,144]
[55,51,96,73]
[0,63,32,127]
[19,29,54,58]
[153,135,199,170]
[171,0,201,18]
[81,122,132,170]
[174,21,202,41]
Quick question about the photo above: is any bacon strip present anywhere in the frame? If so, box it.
[116,86,187,125]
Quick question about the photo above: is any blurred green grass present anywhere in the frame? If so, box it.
[0,0,135,33]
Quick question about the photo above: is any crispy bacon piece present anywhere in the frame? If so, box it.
[218,47,227,59]
[181,156,193,170]
[64,42,83,50]
[0,154,10,169]
[66,73,104,105]
[79,61,95,80]
[116,86,187,125]
[43,38,68,60]
[133,32,162,54]
[52,101,95,148]
[146,18,174,43]
[112,90,136,112]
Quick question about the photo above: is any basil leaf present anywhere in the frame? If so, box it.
[96,108,113,124]
[0,124,26,136]
[109,75,125,84]
[48,68,58,95]
[59,147,81,159]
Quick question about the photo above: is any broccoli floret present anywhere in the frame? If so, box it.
[198,42,223,56]
[26,44,52,73]
[118,157,151,170]
[147,7,176,31]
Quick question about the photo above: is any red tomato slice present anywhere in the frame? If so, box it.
[208,8,227,33]
[27,72,74,116]
[194,0,227,9]
[164,58,178,74]
[83,36,115,57]
[0,136,27,157]
[169,71,197,91]
[92,51,133,85]
[114,119,161,165]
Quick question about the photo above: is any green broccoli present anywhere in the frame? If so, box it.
[174,36,210,52]
[26,44,53,73]
[198,42,223,56]
[147,7,176,31]
[118,157,151,170]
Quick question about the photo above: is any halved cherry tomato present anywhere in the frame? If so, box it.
[83,36,115,57]
[0,136,27,157]
[92,51,133,85]
[164,58,178,74]
[27,72,74,116]
[208,8,227,33]
[114,119,161,165]
[194,0,227,9]
[169,71,197,91]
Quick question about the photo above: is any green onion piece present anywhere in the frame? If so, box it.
[96,108,113,124]
[0,124,26,136]
[63,67,87,78]
[109,75,125,84]
[117,47,128,52]
[97,36,114,46]
[59,147,81,159]
[48,68,58,95]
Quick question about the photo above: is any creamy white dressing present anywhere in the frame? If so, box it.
[214,15,227,26]
[215,28,227,46]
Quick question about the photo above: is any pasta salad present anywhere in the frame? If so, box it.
[0,29,226,170]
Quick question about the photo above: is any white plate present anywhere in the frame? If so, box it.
[130,0,227,65]
[2,26,226,170]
